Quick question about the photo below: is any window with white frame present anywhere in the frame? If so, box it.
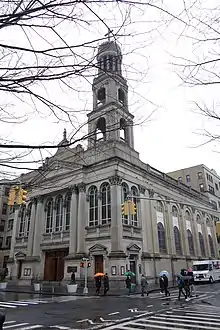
[26,203,32,236]
[130,186,138,227]
[65,194,71,230]
[88,186,98,226]
[121,183,129,225]
[45,198,53,233]
[101,183,111,225]
[55,196,63,232]
[18,205,26,237]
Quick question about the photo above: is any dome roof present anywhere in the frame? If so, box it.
[97,41,121,58]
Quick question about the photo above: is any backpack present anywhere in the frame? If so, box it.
[177,277,183,287]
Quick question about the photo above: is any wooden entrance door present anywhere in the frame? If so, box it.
[44,249,68,281]
[17,260,22,279]
[94,255,104,274]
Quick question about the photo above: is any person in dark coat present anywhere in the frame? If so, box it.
[162,274,170,297]
[159,276,164,294]
[140,274,148,297]
[125,276,131,295]
[95,276,102,295]
[177,275,187,300]
[103,273,109,296]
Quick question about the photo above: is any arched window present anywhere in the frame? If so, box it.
[26,203,32,236]
[65,194,71,231]
[55,196,63,232]
[172,205,178,217]
[120,118,128,141]
[185,210,191,221]
[97,87,106,105]
[101,183,111,225]
[118,88,125,104]
[208,235,215,257]
[157,222,167,253]
[187,229,195,255]
[45,199,53,233]
[131,186,138,227]
[96,117,106,141]
[156,201,163,213]
[199,232,206,256]
[19,205,26,237]
[89,186,98,227]
[174,226,182,255]
[121,183,129,225]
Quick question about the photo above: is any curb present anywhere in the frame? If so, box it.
[0,285,177,297]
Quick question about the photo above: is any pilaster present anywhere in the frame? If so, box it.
[32,196,44,257]
[192,210,200,256]
[108,174,125,256]
[203,215,211,257]
[164,202,175,255]
[76,182,86,254]
[27,199,37,257]
[69,185,78,256]
[148,189,159,254]
[9,206,19,259]
[138,185,149,253]
[179,206,189,256]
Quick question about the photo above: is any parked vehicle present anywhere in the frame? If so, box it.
[193,260,220,283]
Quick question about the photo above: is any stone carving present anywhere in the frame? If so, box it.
[108,175,122,185]
[78,182,86,193]
[147,188,154,198]
[138,185,146,195]
[70,184,78,194]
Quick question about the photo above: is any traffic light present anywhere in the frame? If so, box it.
[88,262,91,268]
[121,201,129,215]
[80,262,84,268]
[8,188,15,206]
[129,201,137,215]
[15,188,28,205]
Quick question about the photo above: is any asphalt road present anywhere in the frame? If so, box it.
[2,283,220,330]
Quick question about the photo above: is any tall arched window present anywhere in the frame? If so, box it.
[26,203,32,236]
[131,186,138,227]
[174,226,182,255]
[157,222,167,253]
[65,194,71,231]
[19,205,26,237]
[101,183,111,225]
[199,232,206,256]
[88,186,98,227]
[55,196,63,232]
[208,235,215,257]
[45,199,53,233]
[121,183,129,225]
[187,229,195,255]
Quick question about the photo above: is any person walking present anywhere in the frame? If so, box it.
[187,267,196,297]
[140,274,148,297]
[180,269,190,298]
[162,274,170,297]
[103,273,109,296]
[159,275,165,294]
[125,276,132,295]
[95,276,102,295]
[177,275,188,300]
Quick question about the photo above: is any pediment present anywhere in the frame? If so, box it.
[127,244,141,252]
[15,251,26,259]
[89,244,107,252]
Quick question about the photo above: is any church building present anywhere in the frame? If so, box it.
[6,39,219,286]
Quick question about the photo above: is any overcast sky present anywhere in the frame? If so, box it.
[1,0,220,179]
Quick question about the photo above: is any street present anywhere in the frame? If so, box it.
[1,282,220,329]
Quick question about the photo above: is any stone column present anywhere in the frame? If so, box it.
[164,202,175,255]
[180,206,189,256]
[148,189,159,254]
[76,182,86,255]
[9,206,19,259]
[203,216,211,257]
[32,197,44,257]
[27,199,37,257]
[69,185,78,256]
[192,210,200,256]
[138,185,148,253]
[108,174,124,254]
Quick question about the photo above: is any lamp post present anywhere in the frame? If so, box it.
[82,257,89,294]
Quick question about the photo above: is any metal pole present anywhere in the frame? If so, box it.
[83,259,88,295]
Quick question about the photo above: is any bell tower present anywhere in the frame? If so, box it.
[87,37,134,148]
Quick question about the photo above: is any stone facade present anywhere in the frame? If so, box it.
[5,40,219,286]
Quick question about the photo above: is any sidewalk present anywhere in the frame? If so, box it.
[2,282,177,297]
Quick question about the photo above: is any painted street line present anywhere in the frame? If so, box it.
[76,319,96,325]
[108,312,120,315]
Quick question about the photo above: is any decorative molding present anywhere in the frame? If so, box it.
[30,197,38,205]
[138,185,146,195]
[78,182,86,193]
[70,184,78,194]
[147,188,154,198]
[108,175,122,186]
[191,207,195,214]
[127,243,141,252]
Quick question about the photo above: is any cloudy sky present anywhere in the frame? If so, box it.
[1,0,220,179]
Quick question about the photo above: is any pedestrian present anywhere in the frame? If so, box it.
[162,274,170,297]
[125,276,132,295]
[180,269,190,298]
[187,267,196,297]
[95,276,102,295]
[177,275,189,301]
[71,271,76,284]
[140,274,148,296]
[103,273,109,296]
[159,275,164,294]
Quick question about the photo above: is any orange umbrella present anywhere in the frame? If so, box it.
[94,272,104,277]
